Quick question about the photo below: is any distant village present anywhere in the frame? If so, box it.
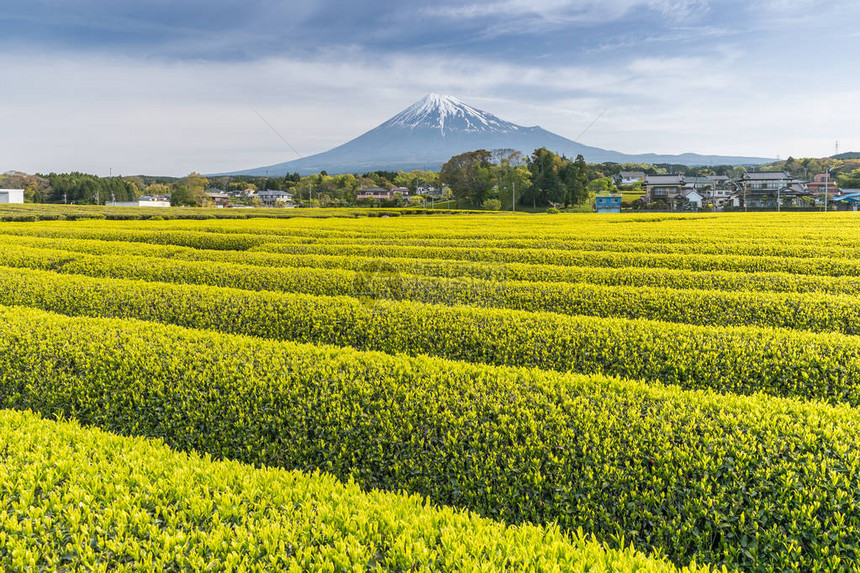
[0,181,451,210]
[595,170,858,213]
[3,155,860,213]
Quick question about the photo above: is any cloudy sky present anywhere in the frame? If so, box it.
[2,0,858,176]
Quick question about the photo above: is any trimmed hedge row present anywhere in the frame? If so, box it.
[9,234,860,296]
[279,234,860,260]
[5,247,860,334]
[0,409,686,572]
[0,308,857,571]
[0,226,267,250]
[1,266,860,405]
[0,204,459,222]
[7,223,860,277]
[253,242,860,277]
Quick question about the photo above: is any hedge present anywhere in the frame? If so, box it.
[253,242,860,277]
[8,234,860,296]
[0,409,693,572]
[5,247,860,334]
[1,267,860,406]
[0,308,857,571]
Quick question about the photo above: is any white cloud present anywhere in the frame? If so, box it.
[423,0,709,24]
[1,45,858,176]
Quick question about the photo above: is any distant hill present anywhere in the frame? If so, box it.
[833,152,860,160]
[218,94,774,176]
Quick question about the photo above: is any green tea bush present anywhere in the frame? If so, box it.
[0,308,857,571]
[0,266,859,405]
[0,409,693,572]
[4,247,860,334]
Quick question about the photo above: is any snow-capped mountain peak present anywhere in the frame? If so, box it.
[382,93,520,135]
[219,94,774,176]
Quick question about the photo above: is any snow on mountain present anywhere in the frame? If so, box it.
[383,94,520,135]
[219,95,772,176]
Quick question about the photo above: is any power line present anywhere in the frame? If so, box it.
[253,109,311,170]
[561,108,607,158]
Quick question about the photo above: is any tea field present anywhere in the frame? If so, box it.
[1,209,859,571]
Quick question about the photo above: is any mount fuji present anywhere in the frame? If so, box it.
[223,94,771,176]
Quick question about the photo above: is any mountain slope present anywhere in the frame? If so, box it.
[222,94,772,176]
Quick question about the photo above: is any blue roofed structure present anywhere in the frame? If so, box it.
[595,194,623,213]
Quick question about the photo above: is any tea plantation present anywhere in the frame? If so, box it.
[1,208,858,571]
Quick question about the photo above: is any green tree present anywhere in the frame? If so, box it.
[524,148,565,207]
[562,154,589,206]
[440,150,494,207]
[838,168,860,189]
[170,173,208,207]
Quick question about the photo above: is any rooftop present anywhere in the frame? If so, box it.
[740,171,791,180]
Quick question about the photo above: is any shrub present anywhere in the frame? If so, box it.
[0,409,693,571]
[482,198,502,211]
[0,307,857,571]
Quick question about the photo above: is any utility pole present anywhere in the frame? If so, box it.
[512,180,516,212]
[825,167,830,212]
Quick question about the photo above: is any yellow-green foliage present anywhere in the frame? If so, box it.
[7,234,860,296]
[0,203,459,222]
[3,212,860,572]
[0,307,858,571]
[0,266,858,405]
[5,246,860,333]
[1,408,699,571]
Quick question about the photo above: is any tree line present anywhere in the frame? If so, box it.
[439,148,590,210]
[6,152,860,209]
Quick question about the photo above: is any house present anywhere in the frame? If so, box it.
[615,171,646,186]
[205,190,231,208]
[644,174,685,204]
[390,187,410,196]
[730,171,809,208]
[704,176,734,208]
[834,190,860,211]
[679,188,704,209]
[806,173,838,196]
[681,176,734,208]
[0,189,25,204]
[258,190,294,206]
[594,193,623,213]
[356,187,391,200]
[416,184,442,197]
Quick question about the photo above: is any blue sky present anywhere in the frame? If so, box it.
[2,0,858,175]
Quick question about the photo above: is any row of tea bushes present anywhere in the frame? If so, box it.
[7,221,860,277]
[0,226,268,251]
[253,241,860,277]
[0,307,856,571]
[279,234,860,260]
[1,266,859,405]
[0,409,685,572]
[5,248,860,334]
[9,234,860,296]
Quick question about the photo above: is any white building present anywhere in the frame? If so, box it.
[258,190,295,206]
[616,171,646,186]
[0,189,25,204]
[680,188,704,209]
[106,195,170,208]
